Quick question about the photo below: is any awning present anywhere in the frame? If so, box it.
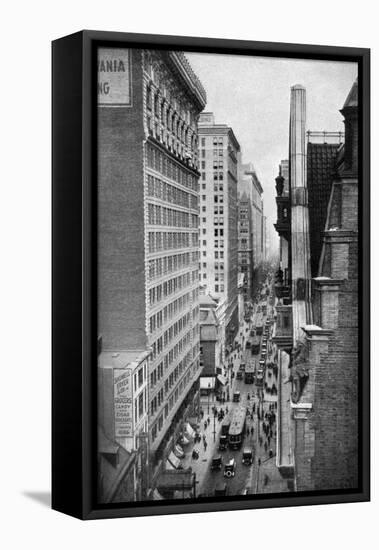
[185,422,195,438]
[173,444,185,459]
[168,451,181,469]
[178,434,190,446]
[217,374,228,386]
[200,376,216,390]
[166,460,175,470]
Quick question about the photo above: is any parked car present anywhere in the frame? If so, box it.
[242,448,254,465]
[224,458,236,478]
[211,456,223,471]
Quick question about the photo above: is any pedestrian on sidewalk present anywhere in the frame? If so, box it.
[264,441,268,452]
[246,427,250,436]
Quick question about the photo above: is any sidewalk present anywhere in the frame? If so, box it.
[180,400,229,492]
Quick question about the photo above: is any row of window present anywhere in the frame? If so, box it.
[146,84,197,148]
[200,137,224,147]
[147,175,198,210]
[148,252,198,281]
[146,143,198,192]
[147,203,197,229]
[149,293,198,335]
[134,389,147,425]
[149,271,197,307]
[151,364,195,442]
[151,325,192,364]
[148,231,197,253]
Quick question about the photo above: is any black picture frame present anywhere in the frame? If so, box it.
[52,30,370,520]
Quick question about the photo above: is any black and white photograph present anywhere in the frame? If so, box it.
[96,46,362,504]
[3,0,378,546]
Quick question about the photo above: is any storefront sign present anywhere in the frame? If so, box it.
[98,48,131,106]
[113,368,133,437]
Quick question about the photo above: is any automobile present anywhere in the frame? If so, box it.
[224,458,236,478]
[236,370,243,380]
[233,391,241,402]
[242,448,254,465]
[211,456,223,471]
[218,435,228,451]
[214,483,227,496]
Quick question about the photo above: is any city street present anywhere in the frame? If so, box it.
[181,289,289,498]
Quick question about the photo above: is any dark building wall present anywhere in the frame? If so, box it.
[201,340,216,376]
[307,143,340,277]
[98,49,147,350]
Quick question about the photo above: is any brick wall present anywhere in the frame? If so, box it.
[201,340,216,376]
[98,49,147,350]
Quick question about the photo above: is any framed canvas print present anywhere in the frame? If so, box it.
[52,30,370,520]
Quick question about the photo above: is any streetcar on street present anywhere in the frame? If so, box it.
[255,313,263,335]
[250,335,261,355]
[221,415,231,436]
[228,406,247,449]
[244,363,255,384]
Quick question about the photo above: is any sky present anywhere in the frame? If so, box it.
[185,52,358,254]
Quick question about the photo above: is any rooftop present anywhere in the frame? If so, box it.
[98,348,150,370]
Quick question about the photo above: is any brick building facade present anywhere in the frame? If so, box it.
[238,191,253,299]
[97,48,206,479]
[273,79,359,491]
[198,113,241,347]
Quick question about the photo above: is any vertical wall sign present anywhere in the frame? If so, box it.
[113,368,133,438]
[97,48,132,106]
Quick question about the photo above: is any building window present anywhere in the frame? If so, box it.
[215,284,219,292]
[138,392,144,418]
[138,367,144,387]
[201,138,205,147]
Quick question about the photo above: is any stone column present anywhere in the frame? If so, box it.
[289,85,312,343]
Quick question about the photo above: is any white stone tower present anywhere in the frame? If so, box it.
[289,85,312,343]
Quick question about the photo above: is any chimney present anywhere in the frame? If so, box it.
[289,85,312,343]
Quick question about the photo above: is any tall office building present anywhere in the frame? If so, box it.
[198,113,241,347]
[238,191,253,299]
[97,48,207,471]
